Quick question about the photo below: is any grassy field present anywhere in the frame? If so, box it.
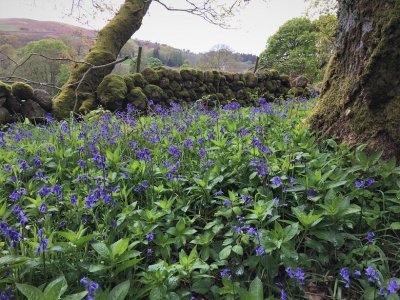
[0,97,399,299]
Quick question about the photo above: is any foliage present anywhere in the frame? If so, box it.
[0,96,399,299]
[148,57,164,68]
[16,38,70,87]
[260,16,337,82]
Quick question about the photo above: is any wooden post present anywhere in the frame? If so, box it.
[253,56,259,73]
[136,46,143,73]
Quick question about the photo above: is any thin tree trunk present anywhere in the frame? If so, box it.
[52,0,152,118]
[309,0,400,161]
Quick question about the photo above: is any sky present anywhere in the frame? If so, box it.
[0,0,308,55]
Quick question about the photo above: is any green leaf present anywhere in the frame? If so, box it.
[16,283,44,300]
[192,279,212,294]
[111,238,129,258]
[108,280,130,300]
[219,245,232,260]
[92,242,111,259]
[63,291,88,300]
[283,223,299,242]
[391,222,400,230]
[232,245,243,256]
[44,276,68,300]
[249,277,263,300]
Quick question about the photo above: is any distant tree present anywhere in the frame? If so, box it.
[197,44,241,71]
[0,44,17,74]
[148,57,164,68]
[17,39,69,85]
[259,16,335,81]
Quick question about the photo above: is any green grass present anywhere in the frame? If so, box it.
[0,24,20,32]
[0,97,399,299]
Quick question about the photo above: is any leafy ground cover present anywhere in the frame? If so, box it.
[0,97,399,299]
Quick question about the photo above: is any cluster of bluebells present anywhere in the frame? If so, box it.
[80,277,99,300]
[35,229,49,253]
[355,178,376,188]
[286,267,305,285]
[0,221,21,249]
[340,265,399,297]
[146,232,155,255]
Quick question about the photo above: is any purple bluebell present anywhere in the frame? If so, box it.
[271,176,282,187]
[365,232,375,244]
[255,245,265,256]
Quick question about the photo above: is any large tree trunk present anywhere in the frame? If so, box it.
[51,0,152,118]
[309,0,400,161]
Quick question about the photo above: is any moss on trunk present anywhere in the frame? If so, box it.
[309,0,400,161]
[51,0,152,118]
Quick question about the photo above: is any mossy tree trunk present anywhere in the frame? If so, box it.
[52,0,152,118]
[309,0,400,161]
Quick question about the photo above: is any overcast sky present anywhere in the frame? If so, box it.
[0,0,308,55]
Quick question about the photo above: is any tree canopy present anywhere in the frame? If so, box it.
[259,15,337,82]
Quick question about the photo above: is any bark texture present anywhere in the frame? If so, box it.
[309,0,400,161]
[51,0,152,118]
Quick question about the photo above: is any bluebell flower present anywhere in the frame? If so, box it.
[387,278,399,295]
[365,266,381,286]
[220,268,231,279]
[223,199,232,208]
[136,148,152,162]
[340,267,351,288]
[146,232,155,242]
[271,176,282,187]
[365,232,375,244]
[355,180,365,188]
[255,245,265,256]
[38,202,47,214]
[365,178,375,187]
[214,190,224,196]
[39,185,51,198]
[70,194,77,205]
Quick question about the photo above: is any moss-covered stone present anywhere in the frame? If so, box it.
[122,74,135,90]
[180,69,195,81]
[0,82,12,98]
[142,68,159,84]
[170,81,182,92]
[288,87,305,96]
[0,107,11,124]
[143,84,165,102]
[11,82,34,100]
[244,72,258,88]
[159,77,170,88]
[132,73,147,88]
[204,71,214,83]
[79,95,97,113]
[97,74,128,111]
[178,89,190,99]
[126,87,147,110]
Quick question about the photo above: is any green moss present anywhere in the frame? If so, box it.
[225,72,234,82]
[143,84,165,102]
[142,68,159,84]
[159,77,170,88]
[126,87,147,110]
[288,87,305,96]
[0,81,12,97]
[180,69,194,81]
[204,71,214,83]
[11,82,34,100]
[170,81,182,92]
[178,89,190,99]
[122,74,135,90]
[133,73,147,88]
[244,72,258,88]
[97,74,127,111]
[79,96,96,114]
[195,70,204,81]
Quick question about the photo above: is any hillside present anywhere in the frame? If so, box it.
[0,18,257,72]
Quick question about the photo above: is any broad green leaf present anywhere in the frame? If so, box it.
[111,238,129,258]
[44,276,68,300]
[232,245,243,256]
[191,279,212,294]
[92,242,111,259]
[16,283,44,300]
[391,222,400,230]
[108,280,130,300]
[283,223,299,242]
[63,291,88,300]
[249,277,263,300]
[219,245,232,260]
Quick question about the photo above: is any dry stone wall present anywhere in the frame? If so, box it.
[95,67,291,112]
[0,67,298,123]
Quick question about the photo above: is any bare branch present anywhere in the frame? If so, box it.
[0,76,62,90]
[0,51,18,66]
[70,55,130,113]
[11,53,92,77]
